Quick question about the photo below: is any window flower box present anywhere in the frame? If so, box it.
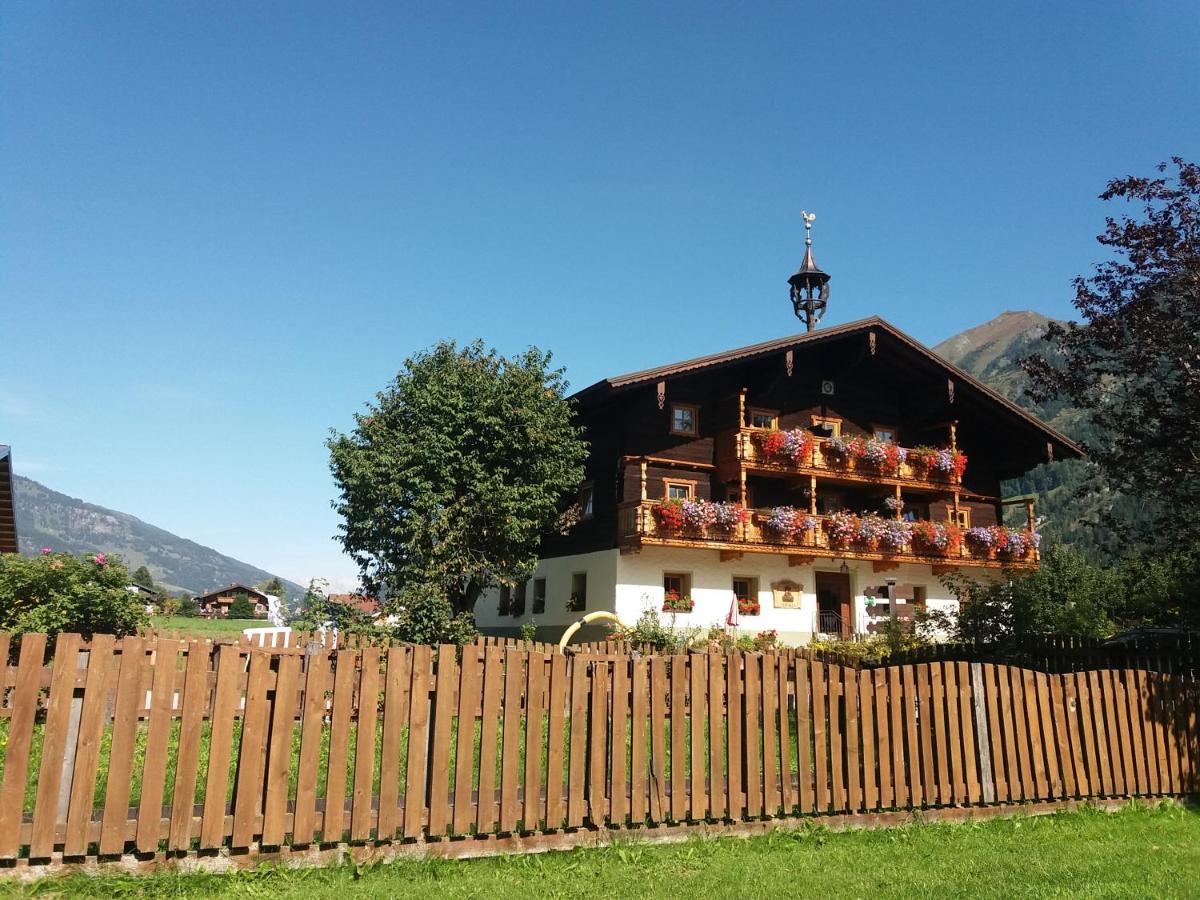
[737,600,761,616]
[662,591,694,613]
[763,506,817,544]
[654,500,686,531]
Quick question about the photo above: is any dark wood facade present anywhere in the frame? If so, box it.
[0,446,16,555]
[541,318,1081,569]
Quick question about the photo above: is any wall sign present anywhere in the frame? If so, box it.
[770,579,803,609]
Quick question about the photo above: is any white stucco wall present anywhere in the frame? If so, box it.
[473,548,619,638]
[476,546,978,646]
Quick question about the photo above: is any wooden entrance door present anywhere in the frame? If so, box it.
[815,571,852,639]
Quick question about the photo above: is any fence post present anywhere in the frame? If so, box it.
[970,662,996,804]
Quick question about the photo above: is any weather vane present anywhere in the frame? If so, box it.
[788,209,830,332]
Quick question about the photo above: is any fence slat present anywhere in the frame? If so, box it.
[232,650,272,848]
[689,656,707,821]
[902,664,921,809]
[64,635,115,856]
[760,655,779,816]
[930,662,950,806]
[263,653,301,846]
[167,641,211,851]
[726,653,744,819]
[377,646,411,841]
[811,660,829,813]
[707,653,725,819]
[942,662,963,805]
[500,649,526,833]
[844,665,861,813]
[649,657,668,823]
[878,668,896,810]
[743,653,762,818]
[450,645,481,836]
[609,655,628,827]
[427,645,457,838]
[916,664,934,808]
[475,645,503,834]
[669,655,688,822]
[292,651,330,845]
[588,658,609,826]
[777,656,793,815]
[402,645,433,838]
[1075,671,1101,797]
[198,644,240,850]
[351,647,382,841]
[324,649,358,842]
[567,654,590,828]
[1047,671,1075,799]
[546,653,569,829]
[859,667,876,812]
[0,634,47,858]
[136,638,180,853]
[957,661,979,804]
[795,659,814,814]
[31,634,82,857]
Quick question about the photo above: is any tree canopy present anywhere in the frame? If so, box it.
[327,340,588,618]
[0,551,147,638]
[1022,157,1200,544]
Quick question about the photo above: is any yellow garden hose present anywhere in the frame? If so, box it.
[557,610,623,651]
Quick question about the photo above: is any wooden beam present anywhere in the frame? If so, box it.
[931,564,956,576]
[719,550,743,562]
[788,555,812,568]
[872,561,900,573]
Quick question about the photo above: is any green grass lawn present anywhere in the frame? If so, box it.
[9,803,1198,898]
[148,616,258,639]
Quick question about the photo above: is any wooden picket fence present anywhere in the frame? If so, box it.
[0,631,1195,875]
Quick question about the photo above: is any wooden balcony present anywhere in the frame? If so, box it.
[716,427,964,492]
[617,500,1039,571]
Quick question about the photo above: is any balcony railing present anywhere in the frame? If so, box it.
[817,610,845,637]
[617,500,1039,570]
[716,427,965,490]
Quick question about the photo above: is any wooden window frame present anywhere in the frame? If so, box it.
[663,572,692,599]
[872,423,898,443]
[670,403,700,437]
[732,576,759,603]
[748,408,779,431]
[532,577,547,614]
[663,479,696,501]
[950,507,971,528]
[568,572,587,612]
[811,414,842,437]
[579,481,595,519]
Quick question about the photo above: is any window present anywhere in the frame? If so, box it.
[749,408,778,430]
[569,572,587,611]
[498,584,511,616]
[512,581,527,617]
[732,576,759,603]
[873,424,897,443]
[664,479,695,501]
[912,586,927,610]
[532,578,547,614]
[811,415,842,437]
[950,508,971,528]
[579,482,594,518]
[670,403,699,436]
[663,572,691,601]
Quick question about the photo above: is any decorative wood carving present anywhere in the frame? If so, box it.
[656,381,666,410]
[785,349,794,377]
[947,379,955,404]
[787,555,812,568]
[1047,441,1054,462]
[869,331,876,355]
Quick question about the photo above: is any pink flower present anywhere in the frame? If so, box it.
[93,553,107,566]
[40,547,52,555]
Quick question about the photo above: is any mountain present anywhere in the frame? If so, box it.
[12,475,305,598]
[934,310,1146,561]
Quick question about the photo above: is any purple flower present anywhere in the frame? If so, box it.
[40,547,52,555]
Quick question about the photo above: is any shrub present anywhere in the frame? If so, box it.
[228,593,257,619]
[0,551,147,639]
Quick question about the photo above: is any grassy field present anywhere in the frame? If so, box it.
[148,616,258,639]
[7,804,1198,898]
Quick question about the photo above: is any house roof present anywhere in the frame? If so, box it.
[0,446,16,555]
[574,316,1084,458]
[328,593,381,615]
[194,583,269,603]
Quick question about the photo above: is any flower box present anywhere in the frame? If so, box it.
[737,600,761,616]
[662,591,694,613]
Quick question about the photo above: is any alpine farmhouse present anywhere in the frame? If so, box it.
[475,228,1080,644]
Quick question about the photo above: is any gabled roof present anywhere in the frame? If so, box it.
[195,583,269,603]
[575,316,1083,458]
[0,446,16,555]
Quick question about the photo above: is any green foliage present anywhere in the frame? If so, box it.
[384,583,478,647]
[291,578,378,635]
[327,340,589,617]
[178,596,199,617]
[159,596,182,618]
[944,545,1117,643]
[0,551,147,638]
[227,593,257,620]
[519,621,538,643]
[257,576,287,601]
[131,564,155,591]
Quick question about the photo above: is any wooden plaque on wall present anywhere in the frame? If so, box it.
[771,579,802,609]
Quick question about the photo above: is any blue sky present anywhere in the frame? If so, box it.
[2,2,1197,589]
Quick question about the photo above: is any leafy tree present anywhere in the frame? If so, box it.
[228,593,257,619]
[257,577,287,601]
[1022,158,1200,544]
[943,547,1117,643]
[384,583,478,647]
[328,340,588,617]
[131,565,155,591]
[159,597,182,618]
[0,551,147,638]
[178,595,199,617]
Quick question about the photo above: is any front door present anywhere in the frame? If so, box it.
[815,571,852,639]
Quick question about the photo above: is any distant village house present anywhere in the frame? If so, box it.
[194,583,270,618]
